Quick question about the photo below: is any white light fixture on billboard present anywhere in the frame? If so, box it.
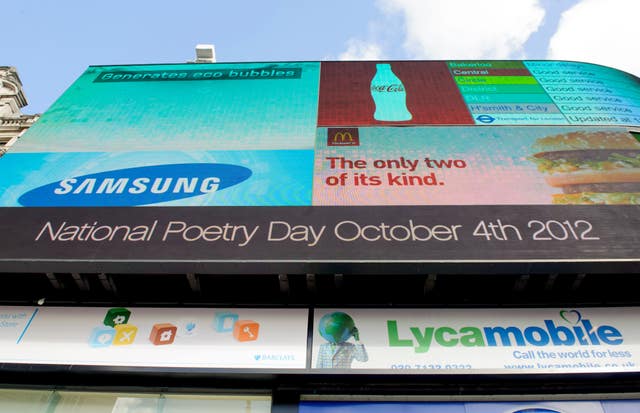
[195,44,216,63]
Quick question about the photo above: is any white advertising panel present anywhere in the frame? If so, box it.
[299,400,640,413]
[312,308,640,374]
[0,306,308,369]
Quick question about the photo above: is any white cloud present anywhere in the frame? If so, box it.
[339,39,384,61]
[379,0,545,59]
[548,0,640,76]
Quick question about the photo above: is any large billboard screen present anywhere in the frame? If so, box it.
[0,60,639,273]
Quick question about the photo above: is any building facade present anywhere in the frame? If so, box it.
[0,66,39,155]
[0,60,639,413]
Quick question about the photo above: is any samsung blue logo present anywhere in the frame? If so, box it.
[19,163,252,206]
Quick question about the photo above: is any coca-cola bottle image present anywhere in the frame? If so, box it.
[370,63,412,121]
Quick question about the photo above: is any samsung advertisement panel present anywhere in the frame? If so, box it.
[0,61,639,273]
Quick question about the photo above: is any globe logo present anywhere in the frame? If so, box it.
[318,312,355,343]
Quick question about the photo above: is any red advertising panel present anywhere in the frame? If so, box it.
[318,61,474,126]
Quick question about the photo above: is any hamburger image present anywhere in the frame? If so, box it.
[530,130,640,204]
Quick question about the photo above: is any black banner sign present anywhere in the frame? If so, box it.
[0,206,638,274]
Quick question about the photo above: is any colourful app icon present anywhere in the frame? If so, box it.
[149,323,177,345]
[103,307,131,327]
[89,325,116,348]
[113,324,138,346]
[233,320,260,342]
[214,312,238,332]
[178,319,197,337]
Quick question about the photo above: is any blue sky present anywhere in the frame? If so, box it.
[6,0,640,114]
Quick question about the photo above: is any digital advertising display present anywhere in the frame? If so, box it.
[0,60,638,273]
[4,306,640,376]
[311,308,640,374]
[299,400,640,413]
[314,126,640,206]
[0,306,308,369]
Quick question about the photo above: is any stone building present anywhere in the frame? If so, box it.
[0,66,39,155]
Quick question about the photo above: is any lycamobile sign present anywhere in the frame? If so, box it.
[388,310,622,353]
[311,308,638,373]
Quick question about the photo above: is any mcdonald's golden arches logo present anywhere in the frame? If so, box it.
[327,128,359,146]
